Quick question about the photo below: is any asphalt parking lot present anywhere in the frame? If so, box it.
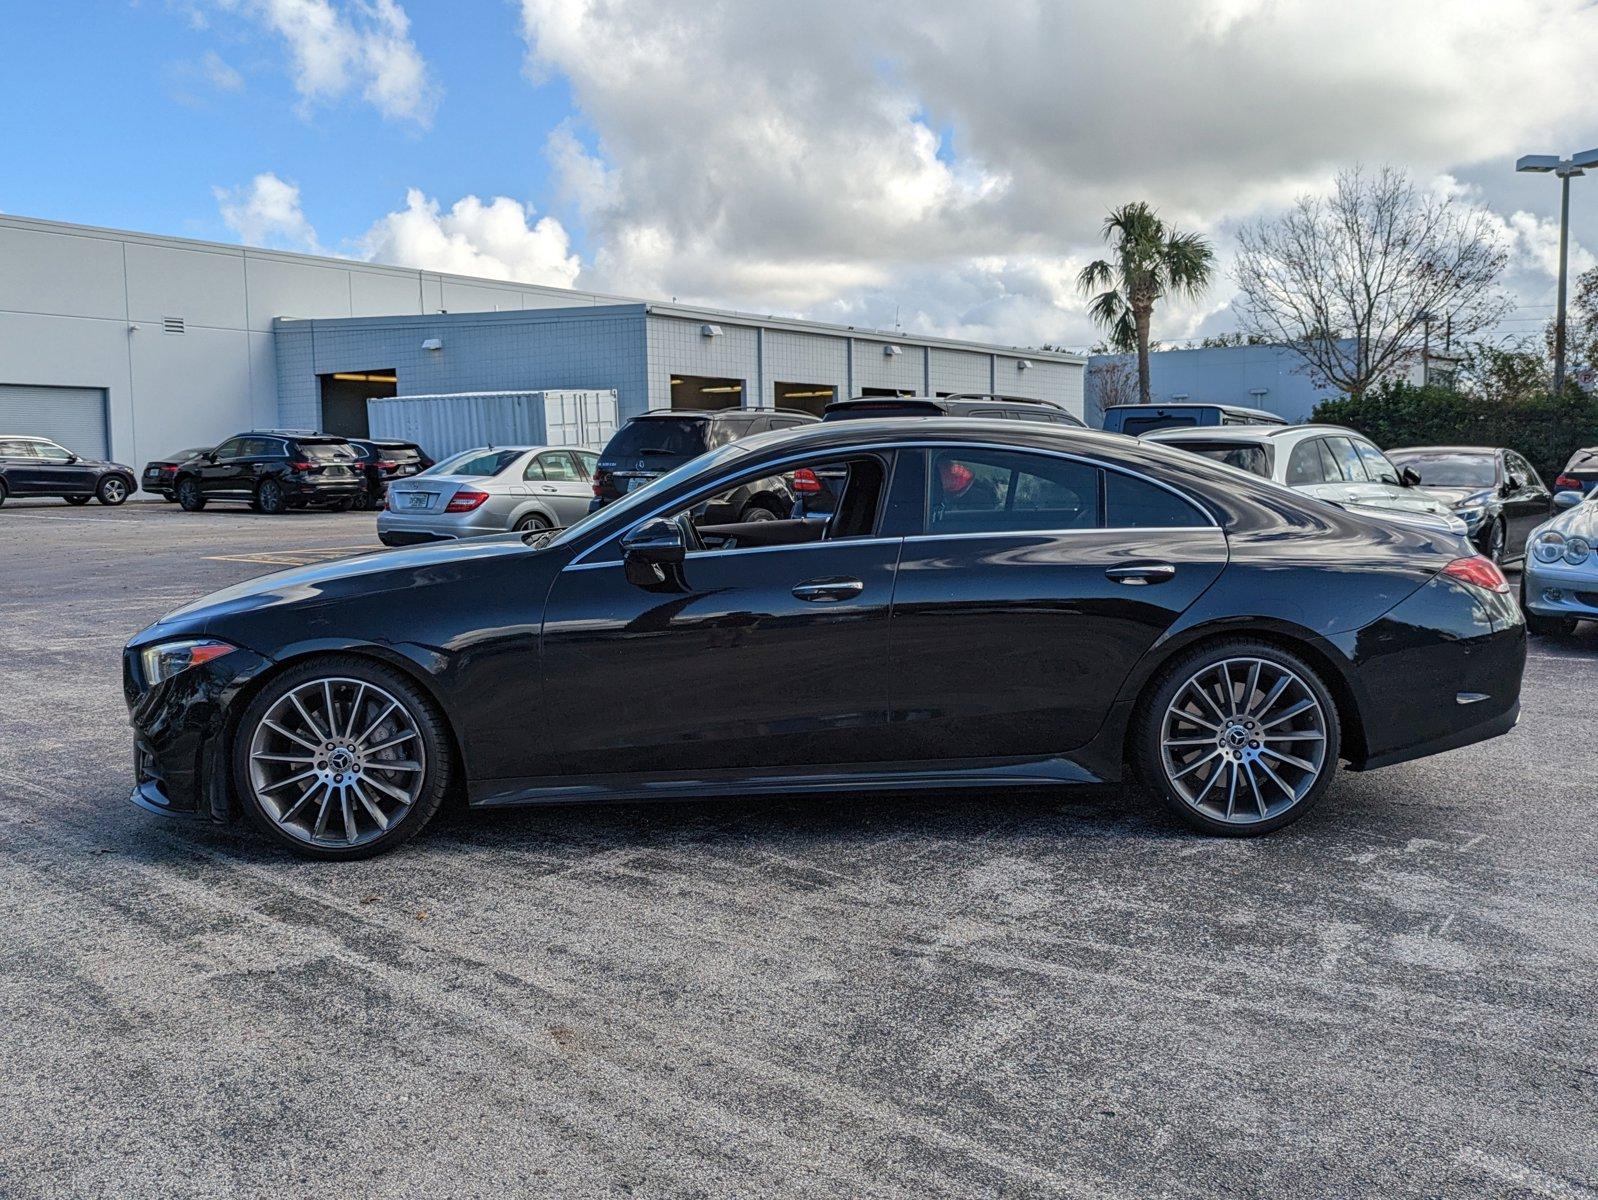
[1,499,1594,1199]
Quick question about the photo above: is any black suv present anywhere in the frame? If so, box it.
[0,436,137,507]
[590,408,818,516]
[347,439,435,510]
[822,393,1086,427]
[173,431,363,514]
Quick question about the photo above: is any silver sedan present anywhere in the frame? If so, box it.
[1522,487,1598,634]
[377,445,598,547]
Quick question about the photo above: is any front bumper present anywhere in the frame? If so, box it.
[1345,573,1526,771]
[124,642,274,822]
[1521,557,1598,621]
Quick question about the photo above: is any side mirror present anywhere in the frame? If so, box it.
[621,518,686,589]
[1398,466,1422,487]
[1554,489,1583,510]
[66,454,80,464]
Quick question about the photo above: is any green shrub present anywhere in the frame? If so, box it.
[1311,380,1598,484]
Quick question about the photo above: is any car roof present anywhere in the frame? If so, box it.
[0,434,55,441]
[1103,402,1287,423]
[1387,445,1501,455]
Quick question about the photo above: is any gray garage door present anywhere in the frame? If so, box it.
[0,384,110,460]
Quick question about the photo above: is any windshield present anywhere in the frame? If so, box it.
[548,442,752,548]
[604,417,711,458]
[1389,452,1495,488]
[1169,442,1269,477]
[425,448,525,477]
[300,442,357,462]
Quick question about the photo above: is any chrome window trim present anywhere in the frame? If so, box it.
[566,438,1218,567]
[568,534,905,572]
[903,525,1220,545]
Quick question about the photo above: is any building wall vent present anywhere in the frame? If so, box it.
[700,323,723,338]
[162,317,185,335]
[883,344,902,357]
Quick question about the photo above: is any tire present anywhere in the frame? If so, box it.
[177,477,207,511]
[514,513,551,534]
[96,476,130,506]
[255,478,286,515]
[327,498,355,513]
[738,502,780,523]
[0,479,6,508]
[233,655,455,860]
[1133,639,1341,836]
[1520,572,1577,637]
[1484,518,1506,564]
[65,495,92,506]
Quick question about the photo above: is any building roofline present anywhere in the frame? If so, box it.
[1,211,1084,365]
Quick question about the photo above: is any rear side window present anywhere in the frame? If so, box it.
[1105,472,1209,528]
[929,448,1098,534]
[538,452,583,482]
[1322,436,1368,482]
[1285,440,1330,485]
[0,440,38,457]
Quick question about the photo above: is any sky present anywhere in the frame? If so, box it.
[3,0,1598,353]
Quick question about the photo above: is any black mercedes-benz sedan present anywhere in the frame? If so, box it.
[123,419,1527,859]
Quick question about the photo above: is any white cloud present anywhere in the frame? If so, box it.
[518,0,1598,348]
[200,50,244,92]
[213,172,322,252]
[211,0,439,126]
[356,189,581,288]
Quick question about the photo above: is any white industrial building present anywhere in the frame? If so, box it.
[0,213,1085,476]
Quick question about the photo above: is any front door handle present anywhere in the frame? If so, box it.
[540,485,558,493]
[1105,563,1176,586]
[792,577,864,602]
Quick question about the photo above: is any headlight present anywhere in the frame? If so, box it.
[1454,505,1484,525]
[1565,537,1592,565]
[138,639,236,687]
[1533,532,1566,563]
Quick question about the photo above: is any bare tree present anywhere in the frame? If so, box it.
[1232,167,1509,398]
[1086,358,1139,417]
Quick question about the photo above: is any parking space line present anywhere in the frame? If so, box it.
[203,544,377,566]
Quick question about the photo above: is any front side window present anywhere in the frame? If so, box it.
[929,448,1098,534]
[34,442,73,462]
[1387,451,1496,488]
[212,438,246,460]
[1352,440,1400,484]
[1505,452,1542,489]
[684,454,889,550]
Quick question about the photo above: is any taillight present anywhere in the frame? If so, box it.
[160,464,178,475]
[793,468,822,494]
[376,459,399,471]
[289,460,315,473]
[1556,474,1584,492]
[592,468,612,497]
[1442,555,1510,595]
[444,489,489,513]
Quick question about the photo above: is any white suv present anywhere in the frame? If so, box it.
[1142,424,1464,532]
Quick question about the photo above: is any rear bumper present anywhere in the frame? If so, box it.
[283,478,361,504]
[1345,574,1526,770]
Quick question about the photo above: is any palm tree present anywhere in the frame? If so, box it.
[1078,202,1215,404]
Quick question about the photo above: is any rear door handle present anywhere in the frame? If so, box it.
[1105,563,1176,586]
[792,577,864,602]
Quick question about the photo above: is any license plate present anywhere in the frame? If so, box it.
[404,493,432,509]
[626,476,650,492]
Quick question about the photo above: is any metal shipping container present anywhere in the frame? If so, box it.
[365,390,619,460]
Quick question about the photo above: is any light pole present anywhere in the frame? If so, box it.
[1517,147,1598,395]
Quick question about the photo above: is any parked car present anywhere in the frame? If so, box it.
[172,431,362,514]
[1101,402,1288,436]
[346,438,435,511]
[142,446,214,501]
[1521,487,1598,635]
[823,394,1086,427]
[125,418,1523,859]
[378,445,599,546]
[1385,446,1551,563]
[1552,446,1598,496]
[589,408,818,516]
[0,436,136,507]
[1142,424,1465,532]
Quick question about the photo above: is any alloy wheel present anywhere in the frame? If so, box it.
[246,677,426,848]
[1159,656,1328,825]
[99,477,127,504]
[1488,520,1505,563]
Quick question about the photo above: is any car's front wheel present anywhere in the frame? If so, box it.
[177,478,206,511]
[1135,640,1341,836]
[96,476,130,506]
[235,656,454,859]
[1484,518,1506,564]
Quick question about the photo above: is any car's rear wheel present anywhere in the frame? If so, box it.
[1520,572,1577,636]
[514,513,551,534]
[1135,640,1340,836]
[96,476,129,506]
[738,501,780,522]
[351,489,375,511]
[1485,518,1506,564]
[65,495,92,506]
[327,497,355,512]
[255,478,286,515]
[177,478,206,511]
[235,656,453,859]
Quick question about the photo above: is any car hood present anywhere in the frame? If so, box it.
[152,533,538,631]
[1413,485,1494,509]
[1532,498,1598,541]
